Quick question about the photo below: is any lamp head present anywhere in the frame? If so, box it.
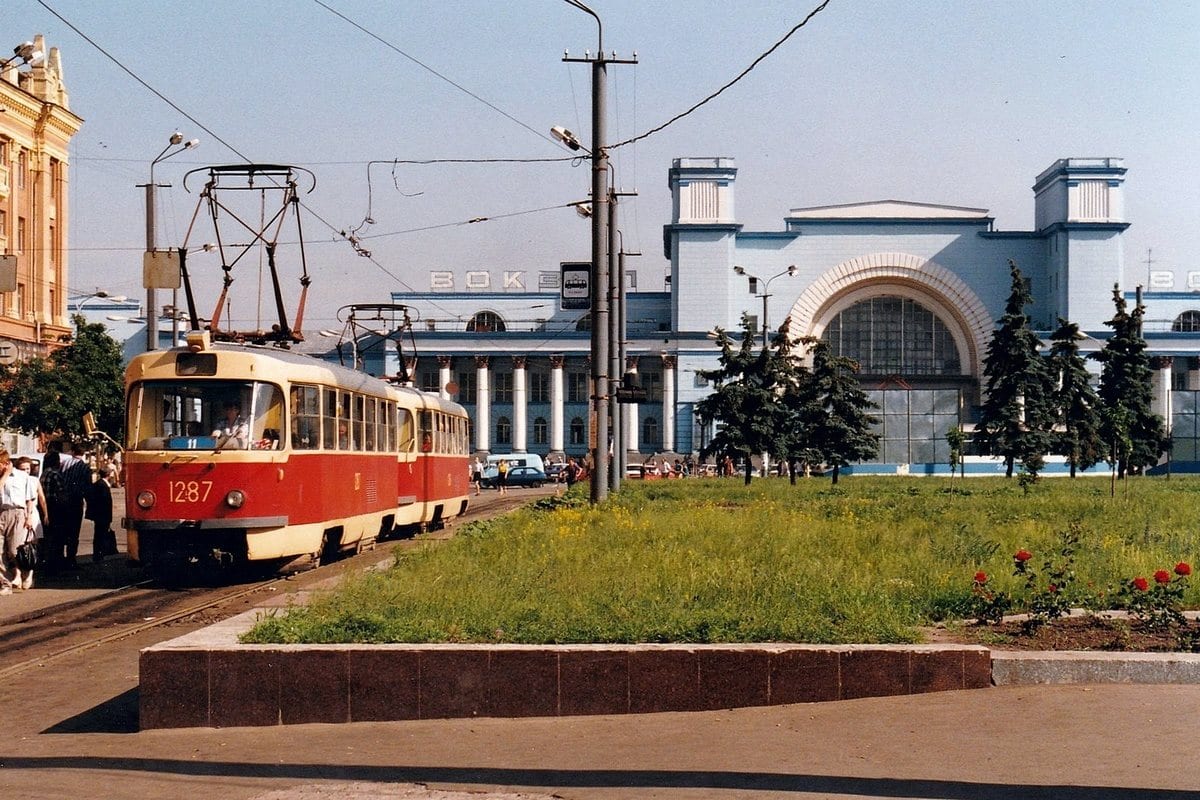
[169,131,184,145]
[786,264,797,276]
[550,125,582,151]
[184,138,200,149]
[733,266,746,276]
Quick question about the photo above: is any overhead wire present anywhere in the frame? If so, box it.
[609,0,832,150]
[312,0,559,148]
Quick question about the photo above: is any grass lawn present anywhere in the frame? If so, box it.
[242,476,1200,645]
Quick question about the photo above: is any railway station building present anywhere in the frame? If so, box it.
[382,155,1200,473]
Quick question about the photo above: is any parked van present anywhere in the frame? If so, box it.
[485,453,545,473]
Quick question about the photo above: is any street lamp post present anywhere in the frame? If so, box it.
[142,133,199,351]
[734,265,797,347]
[561,0,636,504]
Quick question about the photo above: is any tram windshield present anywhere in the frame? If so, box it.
[126,380,286,451]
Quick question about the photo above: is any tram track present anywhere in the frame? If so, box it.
[0,485,558,679]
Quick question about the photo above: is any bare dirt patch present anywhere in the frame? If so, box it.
[926,614,1200,652]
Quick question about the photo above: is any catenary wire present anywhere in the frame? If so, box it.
[609,0,832,150]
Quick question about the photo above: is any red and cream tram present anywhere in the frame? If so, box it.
[122,332,470,577]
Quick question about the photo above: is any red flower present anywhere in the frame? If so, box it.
[1175,562,1192,577]
[1132,576,1149,592]
[1154,569,1172,585]
[1014,549,1033,563]
[973,571,988,584]
[1047,583,1058,593]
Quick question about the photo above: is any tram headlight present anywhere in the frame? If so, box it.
[225,489,246,509]
[136,490,156,509]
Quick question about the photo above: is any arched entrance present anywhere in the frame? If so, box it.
[786,253,989,467]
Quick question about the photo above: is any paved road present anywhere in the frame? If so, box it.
[2,487,1200,799]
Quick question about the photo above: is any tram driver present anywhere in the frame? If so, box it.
[213,400,249,448]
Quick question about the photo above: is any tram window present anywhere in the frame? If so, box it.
[250,383,284,450]
[127,380,258,450]
[363,397,378,452]
[381,402,394,451]
[353,394,367,452]
[291,385,320,450]
[418,410,433,453]
[397,406,414,452]
[322,388,338,449]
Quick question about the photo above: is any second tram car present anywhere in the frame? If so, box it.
[122,333,470,577]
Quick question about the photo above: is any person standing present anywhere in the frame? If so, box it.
[497,459,509,495]
[0,451,36,594]
[50,442,90,570]
[86,474,115,561]
[39,451,66,573]
[472,457,484,496]
[13,457,45,589]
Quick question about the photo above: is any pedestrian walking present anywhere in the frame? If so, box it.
[13,457,45,590]
[472,457,484,495]
[0,450,36,594]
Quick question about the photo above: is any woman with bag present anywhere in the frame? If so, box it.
[0,451,36,593]
[13,457,45,589]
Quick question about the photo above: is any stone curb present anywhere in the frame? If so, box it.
[139,609,1200,730]
[992,650,1200,685]
[139,609,991,729]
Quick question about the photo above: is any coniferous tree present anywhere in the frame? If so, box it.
[1092,286,1166,477]
[1047,318,1104,477]
[768,321,817,485]
[801,337,880,485]
[975,260,1054,477]
[697,314,788,485]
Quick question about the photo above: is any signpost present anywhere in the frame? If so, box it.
[560,261,590,311]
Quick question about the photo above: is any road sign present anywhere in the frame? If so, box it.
[615,387,647,404]
[560,262,590,311]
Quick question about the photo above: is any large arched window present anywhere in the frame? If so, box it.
[823,296,962,375]
[1173,311,1200,332]
[533,416,548,445]
[467,311,506,332]
[495,416,511,444]
[569,416,585,445]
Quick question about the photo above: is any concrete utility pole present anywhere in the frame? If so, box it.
[143,133,198,351]
[562,2,636,504]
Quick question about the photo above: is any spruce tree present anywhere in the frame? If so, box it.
[975,260,1054,477]
[802,338,880,485]
[1047,318,1104,477]
[697,314,788,485]
[1092,286,1166,477]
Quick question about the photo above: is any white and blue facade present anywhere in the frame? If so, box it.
[389,156,1200,472]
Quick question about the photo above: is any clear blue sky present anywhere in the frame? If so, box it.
[10,0,1199,331]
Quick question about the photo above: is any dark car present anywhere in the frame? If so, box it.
[481,465,548,489]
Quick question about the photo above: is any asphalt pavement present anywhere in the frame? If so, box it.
[2,488,1200,798]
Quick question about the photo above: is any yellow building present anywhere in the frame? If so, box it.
[0,34,83,361]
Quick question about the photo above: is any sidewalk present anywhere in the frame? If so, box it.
[0,487,144,621]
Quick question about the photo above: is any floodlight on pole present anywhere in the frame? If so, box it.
[1,41,43,70]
